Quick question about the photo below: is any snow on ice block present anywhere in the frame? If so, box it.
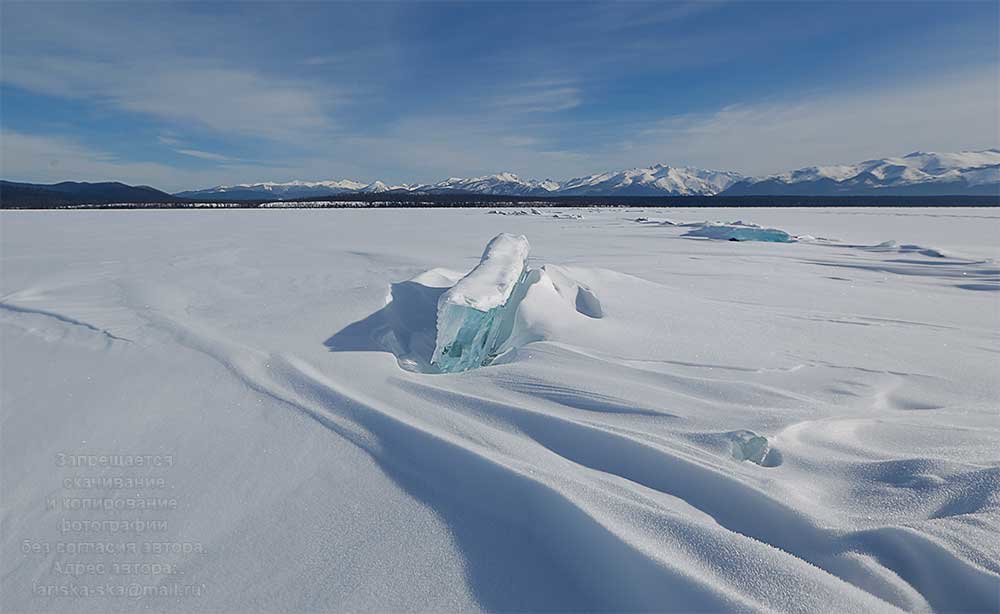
[432,233,530,372]
[684,222,794,243]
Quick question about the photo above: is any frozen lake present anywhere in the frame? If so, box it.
[2,207,998,612]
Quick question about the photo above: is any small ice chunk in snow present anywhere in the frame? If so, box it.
[432,233,531,372]
[730,431,770,465]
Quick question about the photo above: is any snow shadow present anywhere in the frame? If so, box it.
[325,271,457,373]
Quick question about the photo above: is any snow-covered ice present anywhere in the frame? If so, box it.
[682,220,796,242]
[432,233,530,372]
[1,207,998,613]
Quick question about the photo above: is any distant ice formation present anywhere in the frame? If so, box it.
[683,221,795,243]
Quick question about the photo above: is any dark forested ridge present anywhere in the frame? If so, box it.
[0,180,185,207]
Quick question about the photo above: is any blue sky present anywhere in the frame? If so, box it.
[1,1,997,191]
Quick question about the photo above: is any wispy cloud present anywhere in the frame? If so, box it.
[174,149,236,162]
[3,130,184,186]
[1,1,994,189]
[302,56,342,66]
[156,134,238,163]
[499,136,540,148]
[340,117,589,181]
[157,134,182,147]
[1,130,314,191]
[2,56,337,143]
[568,1,724,34]
[492,82,582,113]
[607,65,1000,175]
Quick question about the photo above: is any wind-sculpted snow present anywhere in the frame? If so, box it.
[865,240,948,258]
[2,208,998,613]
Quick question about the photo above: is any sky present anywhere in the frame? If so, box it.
[1,1,997,192]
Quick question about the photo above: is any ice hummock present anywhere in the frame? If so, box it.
[684,221,794,243]
[432,233,531,372]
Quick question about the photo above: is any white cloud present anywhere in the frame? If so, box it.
[353,67,999,182]
[154,134,236,162]
[2,57,336,143]
[2,63,995,192]
[174,149,236,162]
[500,136,541,148]
[302,56,342,66]
[492,84,582,113]
[2,131,167,185]
[616,65,999,175]
[157,134,182,146]
[0,130,315,191]
[340,116,590,181]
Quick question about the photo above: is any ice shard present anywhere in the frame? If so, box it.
[431,233,531,372]
[730,431,770,465]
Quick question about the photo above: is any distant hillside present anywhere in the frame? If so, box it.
[1,180,186,207]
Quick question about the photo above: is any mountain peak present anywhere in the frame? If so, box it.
[362,180,390,193]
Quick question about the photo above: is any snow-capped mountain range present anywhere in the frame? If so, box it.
[723,150,1000,196]
[175,149,999,200]
[557,165,743,196]
[427,173,561,196]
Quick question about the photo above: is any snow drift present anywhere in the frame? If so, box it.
[2,208,998,613]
